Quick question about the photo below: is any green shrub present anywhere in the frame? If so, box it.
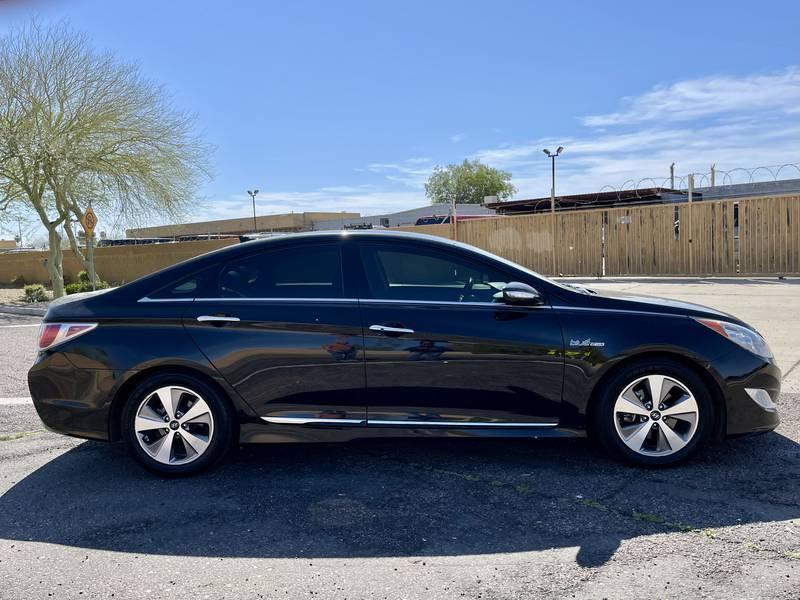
[65,276,110,295]
[23,284,48,303]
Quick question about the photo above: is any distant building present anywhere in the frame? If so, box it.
[694,178,800,200]
[312,204,492,230]
[126,211,360,238]
[0,239,17,250]
[484,188,692,215]
[483,178,800,216]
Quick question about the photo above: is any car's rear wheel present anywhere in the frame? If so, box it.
[122,372,236,475]
[592,359,714,466]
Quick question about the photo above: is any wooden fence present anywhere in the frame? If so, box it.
[401,195,800,276]
[1,196,798,285]
[739,196,800,275]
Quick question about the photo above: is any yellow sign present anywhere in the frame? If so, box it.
[81,207,98,235]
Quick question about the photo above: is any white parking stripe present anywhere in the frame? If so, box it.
[0,324,40,328]
[0,397,33,405]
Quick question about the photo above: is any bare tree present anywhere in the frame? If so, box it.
[0,21,211,296]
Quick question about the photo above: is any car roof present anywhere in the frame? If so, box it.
[242,229,453,245]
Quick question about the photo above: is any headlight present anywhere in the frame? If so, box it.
[695,318,773,359]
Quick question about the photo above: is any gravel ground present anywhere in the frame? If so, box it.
[0,287,26,305]
[0,278,798,600]
[0,285,51,310]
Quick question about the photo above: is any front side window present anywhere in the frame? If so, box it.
[359,244,513,303]
[220,244,343,298]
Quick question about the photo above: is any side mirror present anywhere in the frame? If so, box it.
[502,282,543,306]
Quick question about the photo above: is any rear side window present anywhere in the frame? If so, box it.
[220,244,343,299]
[149,271,209,300]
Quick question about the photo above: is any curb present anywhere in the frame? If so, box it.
[0,305,47,317]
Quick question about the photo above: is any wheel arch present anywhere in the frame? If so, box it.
[108,365,244,442]
[585,351,727,440]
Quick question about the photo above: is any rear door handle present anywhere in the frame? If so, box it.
[197,315,241,323]
[369,324,415,335]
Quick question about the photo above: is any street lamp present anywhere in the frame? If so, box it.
[247,189,259,232]
[542,146,564,214]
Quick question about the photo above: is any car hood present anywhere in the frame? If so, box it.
[573,288,744,324]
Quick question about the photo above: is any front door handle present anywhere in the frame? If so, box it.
[369,324,415,335]
[197,315,241,324]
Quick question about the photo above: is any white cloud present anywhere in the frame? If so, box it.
[450,133,466,143]
[583,67,800,127]
[365,160,434,188]
[142,65,800,229]
[471,118,800,198]
[464,66,800,199]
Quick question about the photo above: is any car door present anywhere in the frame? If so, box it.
[354,240,564,427]
[183,240,367,425]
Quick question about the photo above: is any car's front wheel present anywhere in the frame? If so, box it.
[122,372,236,475]
[592,359,714,466]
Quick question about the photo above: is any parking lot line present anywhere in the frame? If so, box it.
[0,397,32,405]
[0,324,40,328]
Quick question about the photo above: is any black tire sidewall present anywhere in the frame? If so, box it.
[121,372,236,476]
[593,360,714,467]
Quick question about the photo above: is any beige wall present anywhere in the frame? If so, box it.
[127,211,360,238]
[0,240,16,250]
[0,238,237,286]
[2,195,799,286]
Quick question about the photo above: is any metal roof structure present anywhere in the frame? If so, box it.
[484,188,693,215]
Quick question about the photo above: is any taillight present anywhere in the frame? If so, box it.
[37,322,98,351]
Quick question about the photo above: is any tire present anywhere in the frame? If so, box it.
[122,372,237,476]
[591,359,714,467]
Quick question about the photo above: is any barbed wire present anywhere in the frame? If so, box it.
[552,162,800,210]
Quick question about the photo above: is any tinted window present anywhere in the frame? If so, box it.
[220,244,343,298]
[359,244,513,303]
[149,271,208,299]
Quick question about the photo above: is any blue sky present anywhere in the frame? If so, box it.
[2,0,800,233]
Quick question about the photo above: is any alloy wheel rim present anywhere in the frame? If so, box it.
[613,374,699,457]
[134,386,215,466]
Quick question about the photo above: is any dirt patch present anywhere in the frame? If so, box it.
[0,285,51,306]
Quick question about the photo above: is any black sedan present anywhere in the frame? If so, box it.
[28,231,780,475]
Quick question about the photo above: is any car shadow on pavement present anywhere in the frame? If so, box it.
[1,432,798,567]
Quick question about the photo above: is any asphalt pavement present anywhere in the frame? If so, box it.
[0,278,798,599]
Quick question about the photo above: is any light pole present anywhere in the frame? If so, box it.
[542,146,563,277]
[542,146,564,214]
[247,189,259,232]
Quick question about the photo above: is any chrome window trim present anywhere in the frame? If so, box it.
[261,416,366,425]
[137,297,196,303]
[195,297,357,303]
[367,420,557,428]
[139,296,548,308]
